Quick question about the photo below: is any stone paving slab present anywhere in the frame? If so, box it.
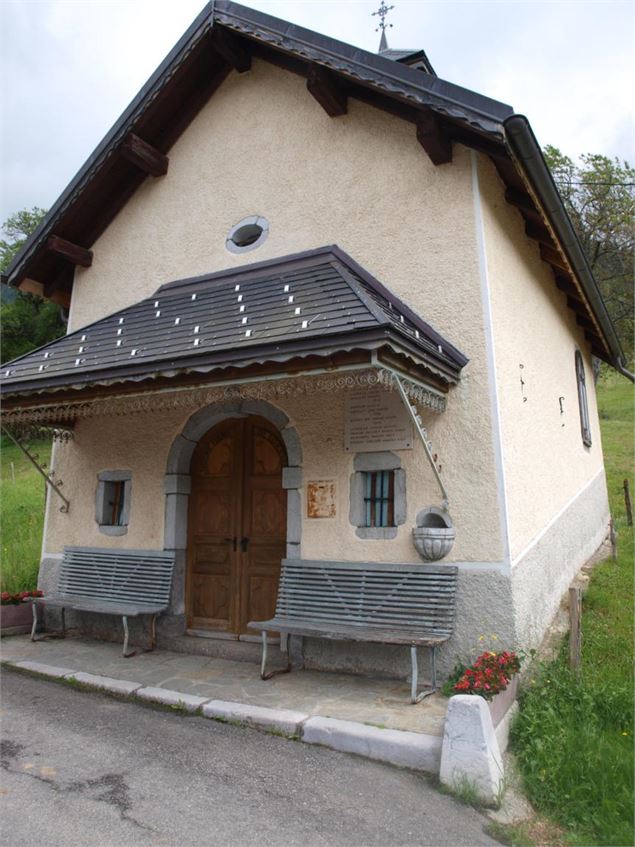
[0,634,448,736]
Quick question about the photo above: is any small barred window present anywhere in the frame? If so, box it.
[362,470,395,528]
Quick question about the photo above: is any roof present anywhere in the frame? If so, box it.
[379,48,437,75]
[3,0,627,375]
[1,246,467,398]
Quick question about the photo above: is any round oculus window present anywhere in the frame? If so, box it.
[226,215,269,254]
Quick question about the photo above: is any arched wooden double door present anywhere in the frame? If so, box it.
[186,416,287,636]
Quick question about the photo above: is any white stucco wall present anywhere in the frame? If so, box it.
[47,58,505,564]
[474,153,609,648]
[43,384,502,565]
[475,154,607,561]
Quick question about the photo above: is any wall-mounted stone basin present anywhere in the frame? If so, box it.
[413,508,455,562]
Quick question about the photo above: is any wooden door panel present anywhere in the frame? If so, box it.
[187,415,287,636]
[247,487,287,537]
[191,491,233,537]
[190,574,231,629]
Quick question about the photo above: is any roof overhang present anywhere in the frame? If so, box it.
[1,247,466,416]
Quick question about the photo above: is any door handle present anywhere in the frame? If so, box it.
[224,537,237,551]
[240,537,249,552]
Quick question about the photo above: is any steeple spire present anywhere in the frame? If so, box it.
[372,1,394,53]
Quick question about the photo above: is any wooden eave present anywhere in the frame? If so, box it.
[6,1,614,363]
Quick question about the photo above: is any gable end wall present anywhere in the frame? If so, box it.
[475,153,609,646]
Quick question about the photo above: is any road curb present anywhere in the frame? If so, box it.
[302,715,442,771]
[3,659,442,772]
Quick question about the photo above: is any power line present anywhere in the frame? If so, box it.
[554,180,635,187]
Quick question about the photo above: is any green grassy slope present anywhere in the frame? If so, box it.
[512,373,634,847]
[1,438,51,593]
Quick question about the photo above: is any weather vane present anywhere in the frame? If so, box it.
[372,1,394,51]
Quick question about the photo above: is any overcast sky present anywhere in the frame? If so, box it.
[1,0,633,224]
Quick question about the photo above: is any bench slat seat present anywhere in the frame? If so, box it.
[32,546,175,657]
[249,559,458,703]
[248,619,448,646]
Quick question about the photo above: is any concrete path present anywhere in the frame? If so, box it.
[0,634,448,735]
[0,671,499,847]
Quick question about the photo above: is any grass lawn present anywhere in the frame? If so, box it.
[511,372,634,847]
[1,437,51,594]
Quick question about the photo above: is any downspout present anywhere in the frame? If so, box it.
[504,115,633,384]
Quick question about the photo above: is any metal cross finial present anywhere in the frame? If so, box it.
[372,1,394,51]
[372,0,395,32]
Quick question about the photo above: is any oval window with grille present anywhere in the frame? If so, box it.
[226,216,269,254]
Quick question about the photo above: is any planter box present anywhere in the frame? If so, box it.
[0,601,36,636]
[488,675,519,728]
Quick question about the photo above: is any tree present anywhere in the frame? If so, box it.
[544,146,634,364]
[0,207,65,365]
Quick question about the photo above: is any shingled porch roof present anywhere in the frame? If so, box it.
[1,247,467,412]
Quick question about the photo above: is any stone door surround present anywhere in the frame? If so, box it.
[163,400,302,626]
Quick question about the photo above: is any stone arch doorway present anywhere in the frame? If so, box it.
[187,415,287,635]
[163,400,302,639]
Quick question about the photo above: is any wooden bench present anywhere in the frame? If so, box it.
[249,559,458,703]
[32,546,175,657]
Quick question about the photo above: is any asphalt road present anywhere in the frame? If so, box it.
[1,670,499,847]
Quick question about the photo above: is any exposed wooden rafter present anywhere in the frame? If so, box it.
[505,187,538,215]
[539,243,568,273]
[555,276,583,301]
[416,111,452,165]
[306,64,347,117]
[120,133,169,177]
[45,236,93,268]
[525,220,555,248]
[211,26,251,73]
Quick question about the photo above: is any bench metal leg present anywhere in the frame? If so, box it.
[260,631,291,681]
[410,645,438,704]
[122,615,136,658]
[31,601,39,641]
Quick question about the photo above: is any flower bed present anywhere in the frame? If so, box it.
[452,650,521,700]
[1,589,43,605]
[0,590,43,636]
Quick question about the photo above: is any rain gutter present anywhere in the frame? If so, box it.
[504,114,633,383]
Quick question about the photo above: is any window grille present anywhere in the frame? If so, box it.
[363,470,395,528]
[104,480,126,526]
[575,350,592,447]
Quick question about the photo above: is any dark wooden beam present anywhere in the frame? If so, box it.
[211,26,251,73]
[555,275,582,300]
[416,111,452,165]
[120,133,169,177]
[576,313,595,332]
[567,296,591,316]
[525,220,555,248]
[539,243,568,272]
[505,187,538,214]
[306,64,347,117]
[45,236,92,268]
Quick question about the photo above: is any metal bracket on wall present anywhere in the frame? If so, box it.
[2,425,70,513]
[388,370,450,511]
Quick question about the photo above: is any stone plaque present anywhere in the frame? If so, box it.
[307,480,337,518]
[345,387,413,452]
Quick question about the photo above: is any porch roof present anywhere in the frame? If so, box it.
[1,246,467,403]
